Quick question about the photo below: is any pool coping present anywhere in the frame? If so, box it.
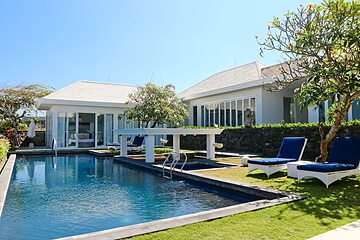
[59,156,306,240]
[0,154,16,217]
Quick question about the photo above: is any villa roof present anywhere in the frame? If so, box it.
[178,61,268,101]
[36,80,137,110]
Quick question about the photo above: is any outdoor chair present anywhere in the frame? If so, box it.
[107,136,145,151]
[247,137,307,178]
[127,136,145,151]
[297,137,360,188]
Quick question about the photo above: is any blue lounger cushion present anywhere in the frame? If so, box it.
[277,137,307,159]
[248,158,298,165]
[128,136,144,147]
[297,162,357,172]
[328,137,360,167]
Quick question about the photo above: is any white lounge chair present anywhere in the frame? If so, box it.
[248,137,307,178]
[297,137,360,188]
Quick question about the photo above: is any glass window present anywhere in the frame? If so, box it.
[78,113,95,148]
[352,100,360,120]
[220,102,225,126]
[193,106,198,126]
[318,102,325,122]
[214,103,219,126]
[57,113,66,148]
[105,114,114,144]
[250,98,256,124]
[97,114,105,146]
[205,105,209,126]
[209,104,214,127]
[67,113,77,147]
[225,102,231,126]
[231,101,236,126]
[237,100,243,126]
[200,106,205,126]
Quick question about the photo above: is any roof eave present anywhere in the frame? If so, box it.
[181,78,273,101]
[36,98,134,110]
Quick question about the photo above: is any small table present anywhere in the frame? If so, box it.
[287,161,315,178]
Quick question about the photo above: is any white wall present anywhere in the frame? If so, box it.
[261,88,296,124]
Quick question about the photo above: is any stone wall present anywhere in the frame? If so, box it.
[20,131,46,147]
[177,126,360,160]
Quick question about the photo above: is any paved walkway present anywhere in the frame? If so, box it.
[308,220,360,240]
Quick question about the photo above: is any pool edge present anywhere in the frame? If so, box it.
[0,154,16,217]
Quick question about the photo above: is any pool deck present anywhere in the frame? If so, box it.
[308,219,360,240]
[0,154,16,217]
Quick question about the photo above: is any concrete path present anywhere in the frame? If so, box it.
[308,220,360,240]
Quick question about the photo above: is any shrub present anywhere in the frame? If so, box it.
[18,123,28,132]
[0,118,13,133]
[183,120,360,129]
[0,139,10,163]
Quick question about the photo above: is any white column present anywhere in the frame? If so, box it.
[145,135,155,163]
[120,135,128,157]
[94,114,98,147]
[173,134,180,160]
[206,134,215,159]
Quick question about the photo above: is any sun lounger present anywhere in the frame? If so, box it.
[247,137,307,178]
[297,137,360,188]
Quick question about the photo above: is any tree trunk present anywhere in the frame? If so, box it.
[13,123,18,148]
[151,122,157,128]
[315,98,352,162]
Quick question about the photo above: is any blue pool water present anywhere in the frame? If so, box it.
[0,154,260,239]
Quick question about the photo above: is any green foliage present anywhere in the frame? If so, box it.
[183,120,360,129]
[0,118,13,133]
[258,0,360,121]
[0,139,10,163]
[257,0,360,161]
[126,83,188,127]
[0,84,50,147]
[18,123,29,132]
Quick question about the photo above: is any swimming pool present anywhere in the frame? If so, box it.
[0,154,261,239]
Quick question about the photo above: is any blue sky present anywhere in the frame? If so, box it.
[0,0,321,93]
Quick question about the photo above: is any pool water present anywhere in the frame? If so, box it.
[173,162,233,171]
[0,154,260,239]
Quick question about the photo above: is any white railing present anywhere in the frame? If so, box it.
[162,152,188,179]
[52,138,58,157]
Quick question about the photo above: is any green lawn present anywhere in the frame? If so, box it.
[130,158,360,240]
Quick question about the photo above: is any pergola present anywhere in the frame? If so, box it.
[113,128,224,163]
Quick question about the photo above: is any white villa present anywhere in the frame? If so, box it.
[36,80,137,148]
[179,61,360,127]
[36,61,360,149]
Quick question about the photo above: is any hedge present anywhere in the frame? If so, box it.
[0,139,10,163]
[183,119,360,129]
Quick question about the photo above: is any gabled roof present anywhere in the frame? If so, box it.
[178,61,268,100]
[37,80,137,110]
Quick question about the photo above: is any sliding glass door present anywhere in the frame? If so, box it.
[96,114,114,147]
[78,113,95,148]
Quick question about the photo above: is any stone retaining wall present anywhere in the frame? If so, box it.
[177,126,360,160]
[20,131,46,147]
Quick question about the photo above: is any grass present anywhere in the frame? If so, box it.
[129,158,360,240]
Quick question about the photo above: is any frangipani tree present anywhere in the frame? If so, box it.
[126,83,188,128]
[257,0,359,162]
